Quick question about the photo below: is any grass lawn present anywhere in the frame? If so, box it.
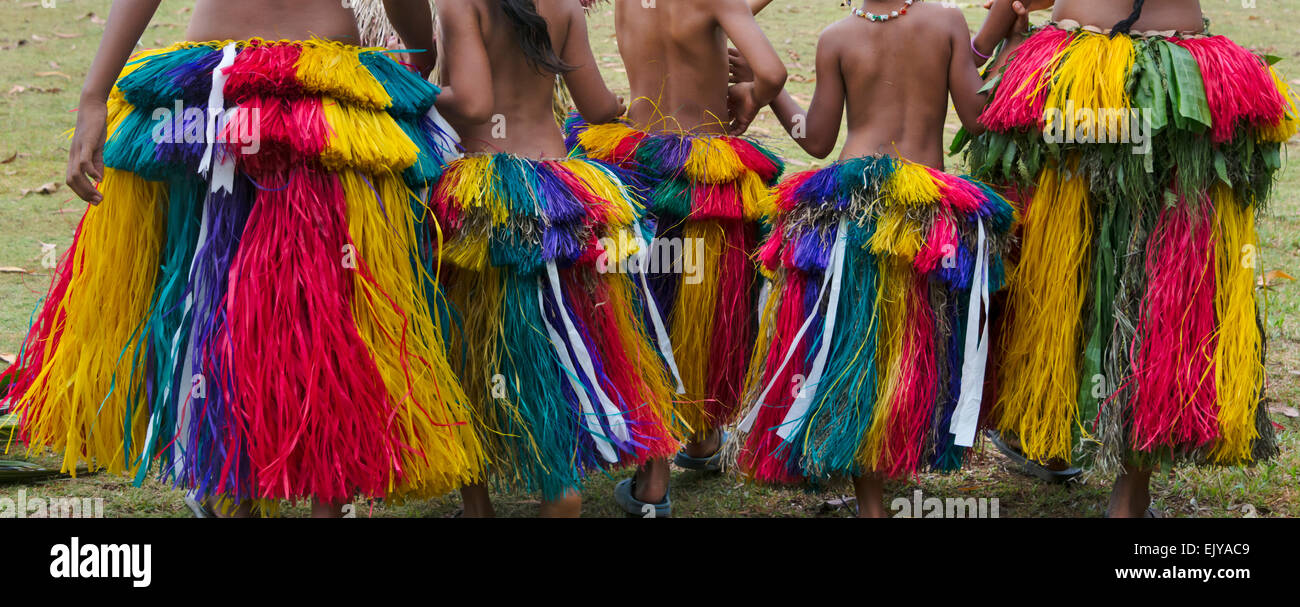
[0,0,1297,517]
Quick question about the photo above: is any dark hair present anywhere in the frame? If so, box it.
[1109,0,1147,37]
[501,0,573,74]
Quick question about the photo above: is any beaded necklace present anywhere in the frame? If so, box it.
[844,0,917,23]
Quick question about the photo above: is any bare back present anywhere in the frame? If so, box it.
[832,3,967,166]
[187,0,361,43]
[456,0,573,158]
[615,0,732,134]
[1053,0,1204,34]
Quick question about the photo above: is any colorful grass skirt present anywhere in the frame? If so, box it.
[960,24,1298,473]
[431,153,681,500]
[565,116,784,439]
[1,39,483,504]
[733,156,1016,483]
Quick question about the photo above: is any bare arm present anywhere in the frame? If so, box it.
[972,0,1048,64]
[749,0,775,15]
[558,2,624,123]
[67,0,162,204]
[770,30,843,159]
[716,0,786,134]
[381,0,436,77]
[435,0,494,124]
[948,10,990,135]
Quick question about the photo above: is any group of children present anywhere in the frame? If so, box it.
[1,0,1292,518]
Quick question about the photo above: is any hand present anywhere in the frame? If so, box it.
[728,47,754,84]
[613,95,627,118]
[66,99,107,204]
[983,0,1053,10]
[726,82,760,136]
[1009,1,1034,41]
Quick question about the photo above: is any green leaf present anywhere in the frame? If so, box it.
[1264,54,1283,66]
[978,71,1002,95]
[949,127,970,156]
[1164,41,1212,131]
[1001,138,1018,177]
[1214,150,1232,186]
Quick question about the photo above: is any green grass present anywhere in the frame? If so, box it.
[0,0,1296,517]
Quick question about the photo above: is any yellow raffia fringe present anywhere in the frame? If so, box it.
[577,122,638,159]
[738,170,773,221]
[671,220,724,436]
[684,137,744,184]
[339,171,484,498]
[566,160,634,228]
[447,156,510,226]
[885,160,941,207]
[1044,31,1135,141]
[868,208,924,260]
[296,40,392,111]
[857,257,910,471]
[13,170,165,476]
[994,166,1092,464]
[320,96,419,174]
[1209,186,1265,464]
[1260,66,1300,143]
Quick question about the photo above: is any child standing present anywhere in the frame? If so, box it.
[732,0,1021,517]
[566,0,788,517]
[964,0,1294,517]
[5,0,482,516]
[430,0,680,518]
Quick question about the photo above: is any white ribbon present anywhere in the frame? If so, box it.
[198,43,237,187]
[541,262,630,457]
[777,218,849,440]
[538,284,619,464]
[951,219,990,447]
[739,222,845,433]
[630,230,686,394]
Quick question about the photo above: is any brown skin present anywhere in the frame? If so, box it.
[975,0,1205,61]
[66,0,435,205]
[768,1,997,169]
[441,0,624,518]
[439,0,623,157]
[615,0,786,135]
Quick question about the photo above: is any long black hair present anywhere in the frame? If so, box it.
[501,0,574,74]
[1109,0,1147,37]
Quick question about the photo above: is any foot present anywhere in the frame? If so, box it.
[853,474,888,518]
[460,484,496,518]
[1106,465,1154,518]
[633,458,670,504]
[311,498,346,518]
[539,491,582,518]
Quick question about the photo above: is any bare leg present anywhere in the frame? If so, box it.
[1107,463,1155,518]
[853,474,887,518]
[311,498,346,519]
[460,483,496,518]
[538,490,582,518]
[633,457,671,504]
